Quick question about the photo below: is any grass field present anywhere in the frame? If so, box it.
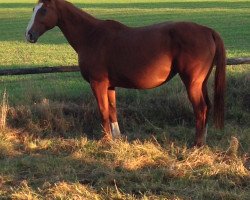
[0,0,250,199]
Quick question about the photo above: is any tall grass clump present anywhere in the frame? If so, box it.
[7,98,101,139]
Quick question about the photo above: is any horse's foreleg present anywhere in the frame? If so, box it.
[90,80,112,141]
[108,88,121,139]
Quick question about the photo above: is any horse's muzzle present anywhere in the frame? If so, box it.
[26,30,38,43]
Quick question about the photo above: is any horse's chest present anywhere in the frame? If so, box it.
[78,59,90,82]
[79,68,90,82]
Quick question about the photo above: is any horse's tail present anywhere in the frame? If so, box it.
[212,30,226,129]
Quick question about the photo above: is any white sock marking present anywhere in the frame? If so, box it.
[26,3,43,39]
[111,122,121,139]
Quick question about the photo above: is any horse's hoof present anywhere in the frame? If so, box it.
[100,135,112,144]
[193,142,205,148]
[112,133,122,140]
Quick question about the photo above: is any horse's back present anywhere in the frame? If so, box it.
[106,20,215,63]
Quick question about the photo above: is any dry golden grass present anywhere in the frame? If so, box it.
[45,181,101,200]
[0,126,249,199]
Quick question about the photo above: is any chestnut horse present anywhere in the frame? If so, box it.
[26,0,226,146]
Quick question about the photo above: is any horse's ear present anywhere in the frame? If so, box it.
[41,0,54,4]
[41,0,54,6]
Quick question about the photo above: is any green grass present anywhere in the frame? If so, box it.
[0,0,250,68]
[0,0,250,199]
[0,0,249,105]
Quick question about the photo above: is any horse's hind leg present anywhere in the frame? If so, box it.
[180,75,210,147]
[202,82,211,142]
[108,88,121,139]
[188,82,208,146]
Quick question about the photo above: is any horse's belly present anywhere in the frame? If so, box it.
[114,55,173,89]
[131,66,172,89]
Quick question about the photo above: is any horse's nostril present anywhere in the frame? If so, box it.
[28,32,33,40]
[26,30,36,43]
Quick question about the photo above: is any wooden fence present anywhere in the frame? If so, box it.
[0,57,249,76]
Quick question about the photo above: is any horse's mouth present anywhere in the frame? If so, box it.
[25,31,38,43]
[26,38,37,43]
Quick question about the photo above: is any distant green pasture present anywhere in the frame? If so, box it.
[0,0,249,105]
[1,0,250,68]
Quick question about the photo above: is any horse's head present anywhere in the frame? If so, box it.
[26,0,58,43]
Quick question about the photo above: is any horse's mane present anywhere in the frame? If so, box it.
[39,0,97,23]
[58,0,98,23]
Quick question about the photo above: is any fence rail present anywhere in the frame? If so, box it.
[0,57,249,76]
[0,66,79,76]
[226,57,250,65]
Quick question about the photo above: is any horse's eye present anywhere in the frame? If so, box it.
[39,7,47,15]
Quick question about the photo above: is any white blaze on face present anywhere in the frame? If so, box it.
[26,3,43,39]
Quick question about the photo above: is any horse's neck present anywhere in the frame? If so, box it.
[57,1,100,52]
